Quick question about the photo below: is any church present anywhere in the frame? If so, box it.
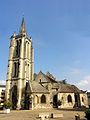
[5,18,88,110]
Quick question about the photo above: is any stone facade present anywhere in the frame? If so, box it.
[5,18,88,110]
[34,71,88,109]
[87,92,90,108]
[5,18,34,109]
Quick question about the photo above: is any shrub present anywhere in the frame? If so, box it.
[85,109,90,120]
[3,101,12,109]
[57,100,62,106]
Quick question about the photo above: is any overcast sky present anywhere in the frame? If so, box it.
[0,0,90,91]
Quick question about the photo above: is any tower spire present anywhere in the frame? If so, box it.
[19,17,26,35]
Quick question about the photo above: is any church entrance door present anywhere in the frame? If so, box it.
[53,94,58,108]
[12,85,17,109]
[24,82,30,110]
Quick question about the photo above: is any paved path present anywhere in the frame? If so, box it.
[0,109,86,120]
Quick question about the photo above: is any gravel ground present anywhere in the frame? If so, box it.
[0,109,86,120]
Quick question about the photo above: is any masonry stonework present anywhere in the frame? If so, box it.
[5,18,88,110]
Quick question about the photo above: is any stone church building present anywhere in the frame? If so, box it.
[5,18,88,110]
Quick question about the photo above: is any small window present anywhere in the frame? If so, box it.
[41,95,46,103]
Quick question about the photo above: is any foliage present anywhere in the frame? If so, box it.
[3,100,12,109]
[57,100,62,106]
[85,109,90,120]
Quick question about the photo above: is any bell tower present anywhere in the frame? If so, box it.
[5,18,34,109]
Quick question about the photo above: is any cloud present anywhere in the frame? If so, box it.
[78,79,88,86]
[66,68,90,92]
[0,80,6,85]
[77,76,90,92]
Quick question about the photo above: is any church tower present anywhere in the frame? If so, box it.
[5,18,34,109]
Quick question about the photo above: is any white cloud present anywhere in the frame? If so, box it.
[0,80,6,85]
[77,76,90,92]
[78,80,88,86]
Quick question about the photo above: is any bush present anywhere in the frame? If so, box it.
[3,101,12,109]
[0,104,3,110]
[85,109,90,120]
[57,100,62,106]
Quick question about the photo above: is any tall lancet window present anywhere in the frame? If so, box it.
[27,43,29,59]
[26,64,29,78]
[15,40,21,57]
[12,62,19,77]
[26,41,29,59]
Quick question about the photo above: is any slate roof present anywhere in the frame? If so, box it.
[34,71,84,94]
[46,76,57,83]
[35,71,57,83]
[46,72,56,80]
[52,83,59,89]
[69,85,83,93]
[58,83,73,93]
[58,83,84,93]
[41,71,57,83]
[31,81,49,93]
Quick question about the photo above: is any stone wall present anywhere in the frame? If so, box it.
[58,93,75,108]
[32,93,52,109]
[80,93,88,107]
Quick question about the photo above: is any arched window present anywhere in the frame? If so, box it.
[82,97,84,102]
[12,62,19,77]
[15,40,21,57]
[67,95,72,103]
[41,95,46,103]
